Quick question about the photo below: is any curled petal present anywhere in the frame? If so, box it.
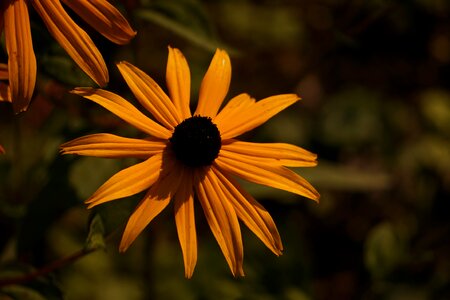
[195,169,244,276]
[217,94,300,140]
[86,153,165,208]
[212,168,283,255]
[60,133,166,158]
[71,88,171,139]
[117,62,182,129]
[166,47,191,119]
[32,0,108,86]
[174,168,197,278]
[194,49,231,118]
[215,151,319,201]
[61,0,136,45]
[4,0,36,112]
[221,140,318,167]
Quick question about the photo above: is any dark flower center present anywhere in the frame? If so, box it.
[169,116,221,167]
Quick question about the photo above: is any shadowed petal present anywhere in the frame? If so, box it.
[119,186,170,252]
[61,0,136,45]
[32,0,108,86]
[221,140,318,167]
[217,94,300,140]
[117,62,182,129]
[61,133,166,158]
[174,168,197,278]
[212,168,283,255]
[0,145,4,154]
[4,0,36,112]
[166,47,191,119]
[119,162,184,252]
[86,153,165,208]
[195,169,244,276]
[72,88,171,139]
[215,151,320,201]
[194,49,231,118]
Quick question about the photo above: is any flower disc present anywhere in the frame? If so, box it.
[170,116,221,167]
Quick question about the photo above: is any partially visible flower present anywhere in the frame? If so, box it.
[0,0,136,113]
[61,47,319,277]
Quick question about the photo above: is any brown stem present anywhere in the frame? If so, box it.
[0,246,98,287]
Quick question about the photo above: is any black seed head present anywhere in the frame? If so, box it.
[169,116,221,167]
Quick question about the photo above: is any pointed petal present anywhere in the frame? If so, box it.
[221,140,318,167]
[119,161,183,252]
[86,153,165,208]
[194,49,231,118]
[32,0,108,86]
[217,94,300,140]
[4,0,36,112]
[195,169,244,276]
[215,151,320,201]
[60,133,166,158]
[117,62,182,129]
[61,0,136,45]
[166,47,191,119]
[212,168,283,255]
[174,168,197,278]
[71,87,171,139]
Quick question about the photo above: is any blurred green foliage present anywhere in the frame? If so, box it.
[1,0,450,299]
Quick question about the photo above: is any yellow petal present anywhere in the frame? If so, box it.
[194,49,231,118]
[117,62,182,130]
[212,168,283,255]
[221,140,318,167]
[119,161,183,252]
[166,47,191,119]
[60,133,166,158]
[32,0,108,86]
[4,0,36,112]
[174,168,197,278]
[71,88,171,139]
[86,153,165,208]
[217,94,300,140]
[195,169,244,277]
[61,0,136,45]
[215,151,320,201]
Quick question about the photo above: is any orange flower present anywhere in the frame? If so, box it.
[0,0,136,113]
[61,47,319,277]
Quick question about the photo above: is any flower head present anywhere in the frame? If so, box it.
[61,47,319,277]
[0,0,136,112]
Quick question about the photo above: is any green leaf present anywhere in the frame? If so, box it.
[85,213,106,251]
[136,0,236,53]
